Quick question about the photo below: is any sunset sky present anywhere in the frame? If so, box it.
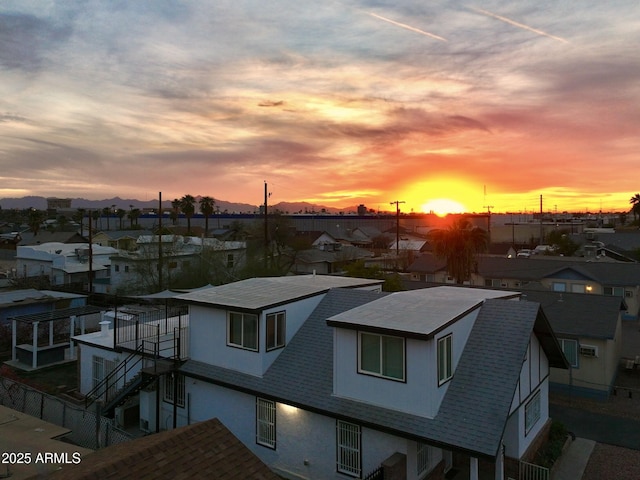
[1,1,638,214]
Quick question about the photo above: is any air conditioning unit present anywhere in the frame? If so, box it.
[579,345,598,357]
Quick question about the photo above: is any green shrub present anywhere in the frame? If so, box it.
[535,421,568,468]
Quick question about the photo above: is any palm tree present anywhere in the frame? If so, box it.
[28,208,44,236]
[128,208,141,228]
[630,193,640,223]
[180,194,196,234]
[91,210,100,232]
[116,208,126,230]
[170,199,181,225]
[73,208,86,236]
[199,196,215,236]
[427,217,488,284]
[57,214,68,231]
[102,207,111,230]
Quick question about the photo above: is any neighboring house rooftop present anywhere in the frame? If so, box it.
[521,290,625,340]
[181,287,566,460]
[327,286,520,339]
[0,289,86,307]
[40,417,281,480]
[17,242,117,258]
[18,231,87,245]
[409,253,640,287]
[176,275,384,311]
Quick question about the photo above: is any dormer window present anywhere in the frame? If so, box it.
[358,332,405,381]
[228,312,259,351]
[437,334,453,385]
[266,312,286,351]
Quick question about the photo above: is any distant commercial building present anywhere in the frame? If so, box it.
[46,198,72,210]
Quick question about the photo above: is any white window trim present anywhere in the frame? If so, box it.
[266,311,286,351]
[559,338,579,368]
[256,398,276,449]
[358,332,406,382]
[164,373,185,408]
[336,420,361,477]
[227,311,259,351]
[437,334,453,385]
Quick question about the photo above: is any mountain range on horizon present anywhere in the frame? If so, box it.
[0,196,366,215]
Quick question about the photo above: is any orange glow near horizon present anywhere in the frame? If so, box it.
[421,198,467,216]
[400,178,480,214]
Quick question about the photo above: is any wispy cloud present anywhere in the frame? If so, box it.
[0,0,637,213]
[469,7,569,44]
[365,12,447,42]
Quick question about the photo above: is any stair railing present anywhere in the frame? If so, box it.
[85,343,147,409]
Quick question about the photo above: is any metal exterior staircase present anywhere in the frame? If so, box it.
[101,371,156,417]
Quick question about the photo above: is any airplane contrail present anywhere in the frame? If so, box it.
[470,7,569,43]
[366,12,448,42]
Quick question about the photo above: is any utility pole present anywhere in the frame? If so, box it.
[158,192,163,291]
[539,194,543,244]
[483,204,493,244]
[264,182,271,269]
[88,209,93,294]
[483,185,493,244]
[390,200,405,267]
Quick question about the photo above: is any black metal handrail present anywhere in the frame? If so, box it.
[85,343,147,409]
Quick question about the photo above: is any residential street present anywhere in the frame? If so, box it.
[550,403,640,450]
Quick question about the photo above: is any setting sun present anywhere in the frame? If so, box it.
[421,198,467,216]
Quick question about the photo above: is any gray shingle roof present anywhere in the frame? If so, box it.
[410,253,640,287]
[181,288,565,460]
[435,299,549,455]
[521,290,624,339]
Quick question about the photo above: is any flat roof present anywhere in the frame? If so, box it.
[327,286,521,338]
[9,305,104,324]
[0,289,87,306]
[176,275,384,311]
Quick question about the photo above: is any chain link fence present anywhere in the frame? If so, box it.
[0,376,132,450]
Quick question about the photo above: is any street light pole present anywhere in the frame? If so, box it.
[390,200,405,267]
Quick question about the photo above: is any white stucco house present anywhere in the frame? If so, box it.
[109,235,246,294]
[16,242,116,290]
[169,278,567,480]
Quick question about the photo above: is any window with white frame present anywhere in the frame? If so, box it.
[525,390,541,434]
[571,283,586,293]
[164,373,185,407]
[604,286,628,297]
[552,282,566,292]
[92,356,116,398]
[417,442,430,478]
[92,355,104,390]
[437,334,453,385]
[559,338,578,367]
[336,421,361,477]
[228,312,258,351]
[256,398,276,448]
[266,312,286,351]
[359,332,405,381]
